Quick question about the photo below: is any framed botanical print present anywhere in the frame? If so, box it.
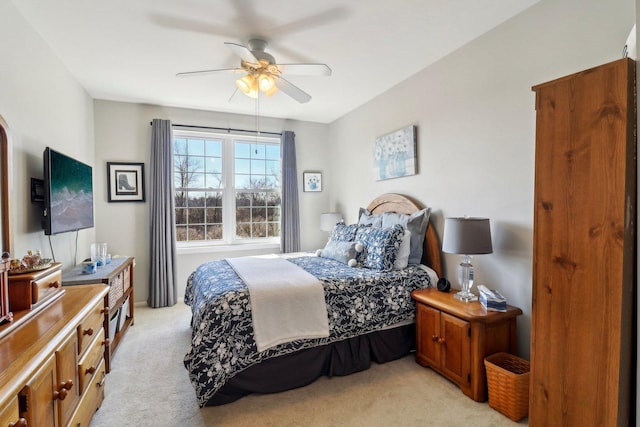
[303,171,322,192]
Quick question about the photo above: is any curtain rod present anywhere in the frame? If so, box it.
[149,122,281,136]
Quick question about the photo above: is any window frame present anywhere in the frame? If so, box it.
[173,129,281,249]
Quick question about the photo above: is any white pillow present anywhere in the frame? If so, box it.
[393,230,411,270]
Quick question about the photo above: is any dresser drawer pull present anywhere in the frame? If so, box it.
[53,379,73,400]
[8,419,27,427]
[83,327,94,336]
[48,280,61,289]
[97,376,106,388]
[101,306,110,314]
[431,335,445,344]
[54,388,67,401]
[86,365,96,375]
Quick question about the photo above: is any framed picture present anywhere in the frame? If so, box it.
[374,125,417,181]
[303,171,322,192]
[107,162,145,202]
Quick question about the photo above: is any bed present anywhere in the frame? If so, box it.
[183,193,442,406]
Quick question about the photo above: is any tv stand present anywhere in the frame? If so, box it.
[62,256,135,372]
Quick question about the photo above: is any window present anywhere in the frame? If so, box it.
[173,130,281,246]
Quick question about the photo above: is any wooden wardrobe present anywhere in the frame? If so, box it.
[531,58,635,426]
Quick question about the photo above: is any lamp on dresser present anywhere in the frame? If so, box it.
[442,217,493,302]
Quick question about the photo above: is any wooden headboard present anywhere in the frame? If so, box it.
[366,193,442,278]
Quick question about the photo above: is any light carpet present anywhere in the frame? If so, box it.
[89,302,527,427]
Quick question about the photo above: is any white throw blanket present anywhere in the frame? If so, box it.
[226,255,329,352]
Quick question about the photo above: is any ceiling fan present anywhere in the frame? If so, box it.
[176,38,331,104]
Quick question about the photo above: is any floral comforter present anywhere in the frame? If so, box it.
[183,254,434,407]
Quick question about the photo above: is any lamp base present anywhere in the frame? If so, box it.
[454,290,478,302]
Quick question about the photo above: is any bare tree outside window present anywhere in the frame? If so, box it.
[173,133,281,244]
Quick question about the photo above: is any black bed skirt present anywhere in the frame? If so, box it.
[206,323,416,406]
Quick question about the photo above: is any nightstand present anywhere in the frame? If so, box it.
[411,288,522,402]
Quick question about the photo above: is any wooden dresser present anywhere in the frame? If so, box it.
[62,256,134,372]
[530,58,635,426]
[0,284,109,426]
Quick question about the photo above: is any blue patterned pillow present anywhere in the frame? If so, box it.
[330,223,360,242]
[355,224,405,271]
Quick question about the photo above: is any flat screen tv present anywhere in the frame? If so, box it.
[43,147,94,235]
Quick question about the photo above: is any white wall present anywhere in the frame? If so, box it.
[0,0,95,268]
[93,100,331,302]
[327,0,635,359]
[1,0,635,368]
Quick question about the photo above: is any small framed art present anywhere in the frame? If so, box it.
[107,162,145,202]
[303,172,322,192]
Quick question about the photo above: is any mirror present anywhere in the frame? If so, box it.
[0,116,11,255]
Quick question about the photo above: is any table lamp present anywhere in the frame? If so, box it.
[320,212,343,238]
[442,217,493,302]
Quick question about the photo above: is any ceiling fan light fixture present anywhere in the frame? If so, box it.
[263,83,278,97]
[236,74,258,98]
[257,73,276,92]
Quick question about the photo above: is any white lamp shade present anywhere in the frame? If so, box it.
[320,212,343,232]
[442,217,493,255]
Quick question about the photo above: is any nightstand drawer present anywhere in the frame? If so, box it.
[78,328,106,394]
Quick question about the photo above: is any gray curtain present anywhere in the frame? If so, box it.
[148,119,177,307]
[280,130,300,253]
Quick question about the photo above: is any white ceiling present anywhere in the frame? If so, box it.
[11,0,539,124]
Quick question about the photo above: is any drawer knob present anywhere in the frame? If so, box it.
[101,306,110,314]
[48,280,61,289]
[8,419,27,427]
[86,366,96,375]
[431,335,445,344]
[83,327,94,336]
[53,388,67,401]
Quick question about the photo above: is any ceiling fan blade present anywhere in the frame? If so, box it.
[225,42,259,64]
[277,63,332,76]
[149,13,240,38]
[268,7,350,37]
[176,68,244,77]
[275,76,312,104]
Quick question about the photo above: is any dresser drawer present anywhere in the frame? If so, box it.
[0,395,20,427]
[77,299,106,356]
[78,328,105,394]
[69,359,105,427]
[31,269,62,305]
[8,263,63,311]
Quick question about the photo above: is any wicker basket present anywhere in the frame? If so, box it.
[484,352,530,422]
